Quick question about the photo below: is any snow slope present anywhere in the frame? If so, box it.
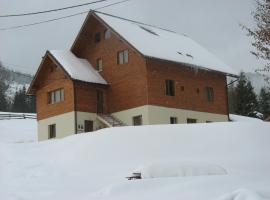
[0,118,37,143]
[229,114,263,122]
[0,121,270,200]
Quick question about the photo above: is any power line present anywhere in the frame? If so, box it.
[0,0,131,31]
[0,0,108,18]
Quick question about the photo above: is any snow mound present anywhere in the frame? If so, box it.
[133,161,227,179]
[216,188,267,200]
[229,114,263,122]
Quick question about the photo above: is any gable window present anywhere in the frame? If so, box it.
[48,124,56,139]
[133,115,142,126]
[165,80,175,96]
[48,88,64,104]
[104,29,111,39]
[170,117,178,124]
[187,118,197,124]
[117,49,128,64]
[95,32,101,43]
[96,58,103,72]
[205,87,214,102]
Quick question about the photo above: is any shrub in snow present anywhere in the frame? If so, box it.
[131,161,227,179]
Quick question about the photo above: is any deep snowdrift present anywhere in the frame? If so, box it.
[0,121,270,200]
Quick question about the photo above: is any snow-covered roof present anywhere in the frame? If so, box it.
[49,50,107,85]
[96,12,238,76]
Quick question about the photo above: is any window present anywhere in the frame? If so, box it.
[104,29,111,39]
[170,117,178,124]
[48,124,56,139]
[96,58,103,72]
[165,80,175,96]
[95,32,101,43]
[117,49,128,64]
[48,88,64,104]
[187,118,197,124]
[133,115,142,126]
[205,87,214,102]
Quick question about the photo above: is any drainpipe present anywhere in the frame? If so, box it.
[226,77,239,121]
[73,81,78,134]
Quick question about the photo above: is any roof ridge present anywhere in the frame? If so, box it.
[94,11,188,37]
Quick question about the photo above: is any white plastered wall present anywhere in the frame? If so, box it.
[76,111,107,133]
[38,111,75,141]
[112,105,228,126]
[112,106,150,125]
[38,111,107,141]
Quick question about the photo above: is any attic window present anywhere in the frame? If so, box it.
[139,26,159,36]
[104,29,111,39]
[186,54,193,59]
[95,32,101,43]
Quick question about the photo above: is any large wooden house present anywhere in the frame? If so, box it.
[28,11,237,141]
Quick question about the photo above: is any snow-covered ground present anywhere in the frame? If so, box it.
[0,119,269,200]
[229,114,263,122]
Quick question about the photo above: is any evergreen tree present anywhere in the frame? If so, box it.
[258,87,270,118]
[12,86,36,113]
[12,86,28,113]
[0,79,8,111]
[235,72,258,117]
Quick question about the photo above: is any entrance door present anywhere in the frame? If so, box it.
[96,90,104,113]
[84,120,93,132]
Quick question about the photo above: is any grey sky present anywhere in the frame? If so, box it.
[0,0,264,75]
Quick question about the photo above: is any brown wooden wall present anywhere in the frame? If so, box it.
[35,56,74,120]
[146,58,228,115]
[74,81,108,113]
[72,15,148,113]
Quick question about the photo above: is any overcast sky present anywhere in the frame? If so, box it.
[0,0,264,74]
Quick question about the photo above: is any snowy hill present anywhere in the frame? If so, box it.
[0,66,32,101]
[0,119,269,200]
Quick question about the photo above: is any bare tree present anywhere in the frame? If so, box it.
[242,0,270,83]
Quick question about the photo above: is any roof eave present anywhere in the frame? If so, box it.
[145,55,239,78]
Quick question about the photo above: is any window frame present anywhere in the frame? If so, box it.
[94,32,101,43]
[104,29,111,39]
[96,58,103,72]
[133,115,143,126]
[170,117,178,124]
[165,79,175,96]
[48,124,56,139]
[205,87,214,102]
[187,118,197,124]
[48,88,64,104]
[117,49,129,65]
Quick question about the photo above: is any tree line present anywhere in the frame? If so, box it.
[228,72,270,120]
[0,78,35,113]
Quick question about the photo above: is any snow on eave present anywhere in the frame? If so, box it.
[48,50,108,85]
[145,55,239,77]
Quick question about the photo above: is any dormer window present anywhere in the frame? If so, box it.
[95,32,101,43]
